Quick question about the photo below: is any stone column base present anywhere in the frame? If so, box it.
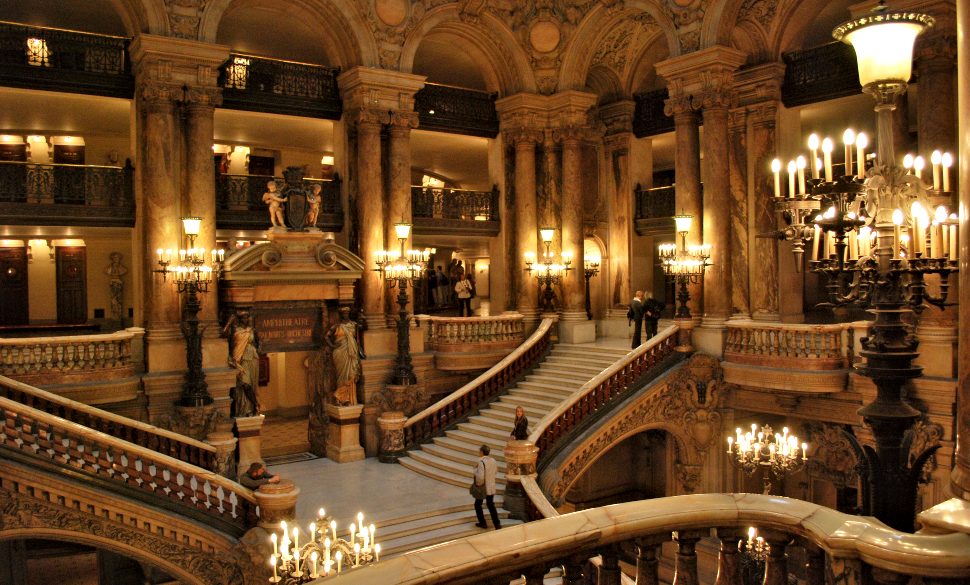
[325,403,365,463]
[235,414,265,477]
[597,315,632,340]
[559,319,596,344]
[377,410,407,463]
[253,479,300,528]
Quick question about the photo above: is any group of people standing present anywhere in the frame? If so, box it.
[430,259,476,317]
[627,290,665,349]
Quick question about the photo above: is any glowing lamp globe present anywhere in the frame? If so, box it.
[833,8,933,87]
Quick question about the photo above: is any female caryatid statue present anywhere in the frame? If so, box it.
[327,307,361,406]
[226,311,260,417]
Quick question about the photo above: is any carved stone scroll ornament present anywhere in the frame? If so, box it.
[908,419,945,483]
[542,354,724,502]
[804,423,859,488]
[164,0,207,40]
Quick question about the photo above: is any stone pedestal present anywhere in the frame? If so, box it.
[693,323,726,358]
[674,318,695,353]
[377,410,407,463]
[559,320,596,344]
[253,479,300,528]
[235,414,265,477]
[503,440,539,520]
[325,404,365,463]
[915,324,958,378]
[205,428,238,480]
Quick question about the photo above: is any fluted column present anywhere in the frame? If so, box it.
[510,130,541,322]
[668,100,703,319]
[354,109,387,329]
[700,97,734,325]
[559,128,586,321]
[184,91,220,326]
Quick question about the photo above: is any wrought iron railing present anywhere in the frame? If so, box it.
[215,173,342,230]
[402,318,555,449]
[411,185,499,235]
[634,183,676,220]
[219,52,341,119]
[415,83,499,138]
[0,160,134,226]
[0,21,132,97]
[782,41,861,107]
[633,88,673,137]
[531,326,681,465]
[336,492,970,584]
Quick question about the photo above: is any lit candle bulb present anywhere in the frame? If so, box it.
[903,153,914,171]
[324,537,331,562]
[802,443,808,460]
[855,132,867,178]
[931,150,942,190]
[771,158,782,198]
[787,160,797,198]
[354,542,360,566]
[271,533,278,557]
[727,436,734,453]
[808,133,820,178]
[310,552,318,579]
[914,155,925,180]
[270,555,279,583]
[318,507,326,519]
[336,551,343,573]
[349,523,356,544]
[330,520,337,541]
[374,544,381,563]
[843,128,855,176]
[796,155,807,195]
[156,248,163,262]
[892,208,904,259]
[942,152,953,192]
[822,138,834,181]
[369,524,376,548]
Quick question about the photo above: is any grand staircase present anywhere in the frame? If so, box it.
[399,342,631,491]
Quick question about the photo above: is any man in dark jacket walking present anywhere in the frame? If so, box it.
[629,290,645,349]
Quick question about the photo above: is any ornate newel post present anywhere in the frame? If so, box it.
[253,480,300,529]
[502,440,538,520]
[377,411,407,463]
[205,425,238,480]
[235,414,266,478]
[325,403,365,463]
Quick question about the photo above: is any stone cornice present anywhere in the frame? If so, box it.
[129,33,230,89]
[733,62,786,107]
[598,100,635,136]
[337,67,426,113]
[496,91,597,136]
[655,46,747,89]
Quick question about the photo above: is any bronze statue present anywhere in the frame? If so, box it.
[262,181,287,228]
[327,307,361,406]
[305,184,322,228]
[225,310,260,417]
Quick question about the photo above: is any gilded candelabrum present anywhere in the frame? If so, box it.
[658,214,710,319]
[583,255,600,320]
[727,424,807,495]
[268,511,381,583]
[524,228,572,313]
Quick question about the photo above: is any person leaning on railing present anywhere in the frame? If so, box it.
[240,461,279,489]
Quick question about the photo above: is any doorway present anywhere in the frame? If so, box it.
[0,246,29,325]
[56,247,87,324]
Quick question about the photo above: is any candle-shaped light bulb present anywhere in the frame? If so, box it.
[375,543,381,562]
[892,208,904,226]
[787,159,797,198]
[807,133,820,151]
[336,551,343,573]
[727,436,734,453]
[354,542,360,566]
[903,153,914,170]
[914,155,925,179]
[271,533,278,556]
[821,137,834,181]
[330,520,337,541]
[796,155,807,195]
[771,158,782,198]
[349,523,356,543]
[802,442,808,460]
[942,152,953,191]
[855,132,868,177]
[318,507,325,518]
[936,205,949,223]
[310,552,319,579]
[309,522,316,540]
[748,526,756,540]
[843,128,855,175]
[369,524,376,545]
[271,555,279,582]
[931,150,943,190]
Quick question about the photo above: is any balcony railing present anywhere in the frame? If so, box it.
[415,83,499,138]
[417,314,526,371]
[0,160,134,227]
[633,88,673,138]
[634,183,676,236]
[219,53,341,119]
[0,21,132,98]
[782,41,861,107]
[215,173,342,231]
[0,327,143,385]
[411,185,499,236]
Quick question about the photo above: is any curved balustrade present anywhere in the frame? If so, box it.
[0,395,257,535]
[530,325,680,461]
[329,493,970,584]
[423,313,525,352]
[0,374,218,470]
[402,318,555,449]
[0,327,143,380]
[723,321,853,370]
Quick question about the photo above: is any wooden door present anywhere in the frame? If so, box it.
[56,247,87,324]
[0,247,28,325]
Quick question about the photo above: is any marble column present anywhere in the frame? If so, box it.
[700,101,733,326]
[600,101,636,319]
[749,103,781,321]
[139,83,181,334]
[184,93,219,325]
[386,112,418,316]
[559,129,586,321]
[354,109,387,329]
[510,130,540,323]
[951,0,970,501]
[668,100,703,319]
[727,109,750,320]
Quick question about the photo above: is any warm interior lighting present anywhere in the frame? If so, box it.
[226,56,250,89]
[673,215,693,234]
[0,135,24,144]
[321,155,335,166]
[394,222,411,241]
[26,37,50,67]
[52,136,84,145]
[26,135,47,143]
[833,10,932,86]
[181,217,202,237]
[539,228,555,244]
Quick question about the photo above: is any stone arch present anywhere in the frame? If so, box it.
[559,2,676,94]
[400,7,536,95]
[771,0,853,58]
[585,65,624,104]
[198,0,375,68]
[113,0,168,35]
[627,34,672,94]
[701,0,748,49]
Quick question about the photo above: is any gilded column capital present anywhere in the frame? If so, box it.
[347,107,389,130]
[387,110,420,134]
[183,86,223,111]
[554,125,587,145]
[503,127,544,147]
[691,70,738,111]
[917,32,957,65]
[598,100,635,136]
[138,81,180,111]
[664,95,697,119]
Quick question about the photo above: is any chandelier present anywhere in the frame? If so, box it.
[739,526,769,562]
[658,214,710,319]
[582,254,600,320]
[524,227,573,313]
[269,510,381,582]
[727,424,807,495]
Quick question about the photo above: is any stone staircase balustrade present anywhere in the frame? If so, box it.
[0,327,143,380]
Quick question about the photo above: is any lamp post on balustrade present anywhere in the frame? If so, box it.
[583,254,600,320]
[524,228,572,313]
[154,216,224,407]
[658,214,709,351]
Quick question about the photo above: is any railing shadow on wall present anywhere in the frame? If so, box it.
[215,173,342,231]
[0,160,134,227]
[411,185,500,236]
[0,21,132,98]
[218,52,341,120]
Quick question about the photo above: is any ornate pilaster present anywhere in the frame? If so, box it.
[558,124,587,322]
[665,95,703,320]
[507,127,542,323]
[386,110,420,317]
[599,101,636,318]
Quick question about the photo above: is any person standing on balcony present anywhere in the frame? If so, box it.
[455,273,473,316]
[629,290,645,349]
[472,445,501,530]
[644,293,663,340]
[435,266,448,307]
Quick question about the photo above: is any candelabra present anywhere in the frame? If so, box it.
[767,3,955,532]
[524,228,573,313]
[583,254,600,320]
[727,424,807,495]
[738,527,769,585]
[154,216,224,407]
[658,214,711,319]
[268,510,381,583]
[374,221,431,386]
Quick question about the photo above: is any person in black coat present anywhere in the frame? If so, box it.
[629,290,645,349]
[644,293,664,340]
[510,406,528,441]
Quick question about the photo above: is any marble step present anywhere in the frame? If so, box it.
[537,363,607,377]
[506,386,575,402]
[420,443,509,471]
[479,408,543,426]
[516,380,581,395]
[490,401,554,418]
[495,393,562,410]
[443,428,508,451]
[543,354,624,369]
[467,414,520,434]
[433,435,509,459]
[525,371,589,386]
[373,504,471,531]
[382,513,522,558]
[457,421,515,442]
[398,456,506,491]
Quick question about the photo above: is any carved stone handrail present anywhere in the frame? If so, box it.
[420,313,525,352]
[403,318,556,449]
[723,321,854,370]
[530,325,680,462]
[0,374,218,471]
[0,327,143,380]
[0,395,257,535]
[328,493,970,585]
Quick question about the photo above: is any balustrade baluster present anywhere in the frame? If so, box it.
[635,535,664,585]
[713,529,743,585]
[762,533,790,585]
[802,543,826,585]
[597,547,622,585]
[672,530,703,585]
[868,567,909,585]
[561,555,586,585]
[523,565,549,585]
